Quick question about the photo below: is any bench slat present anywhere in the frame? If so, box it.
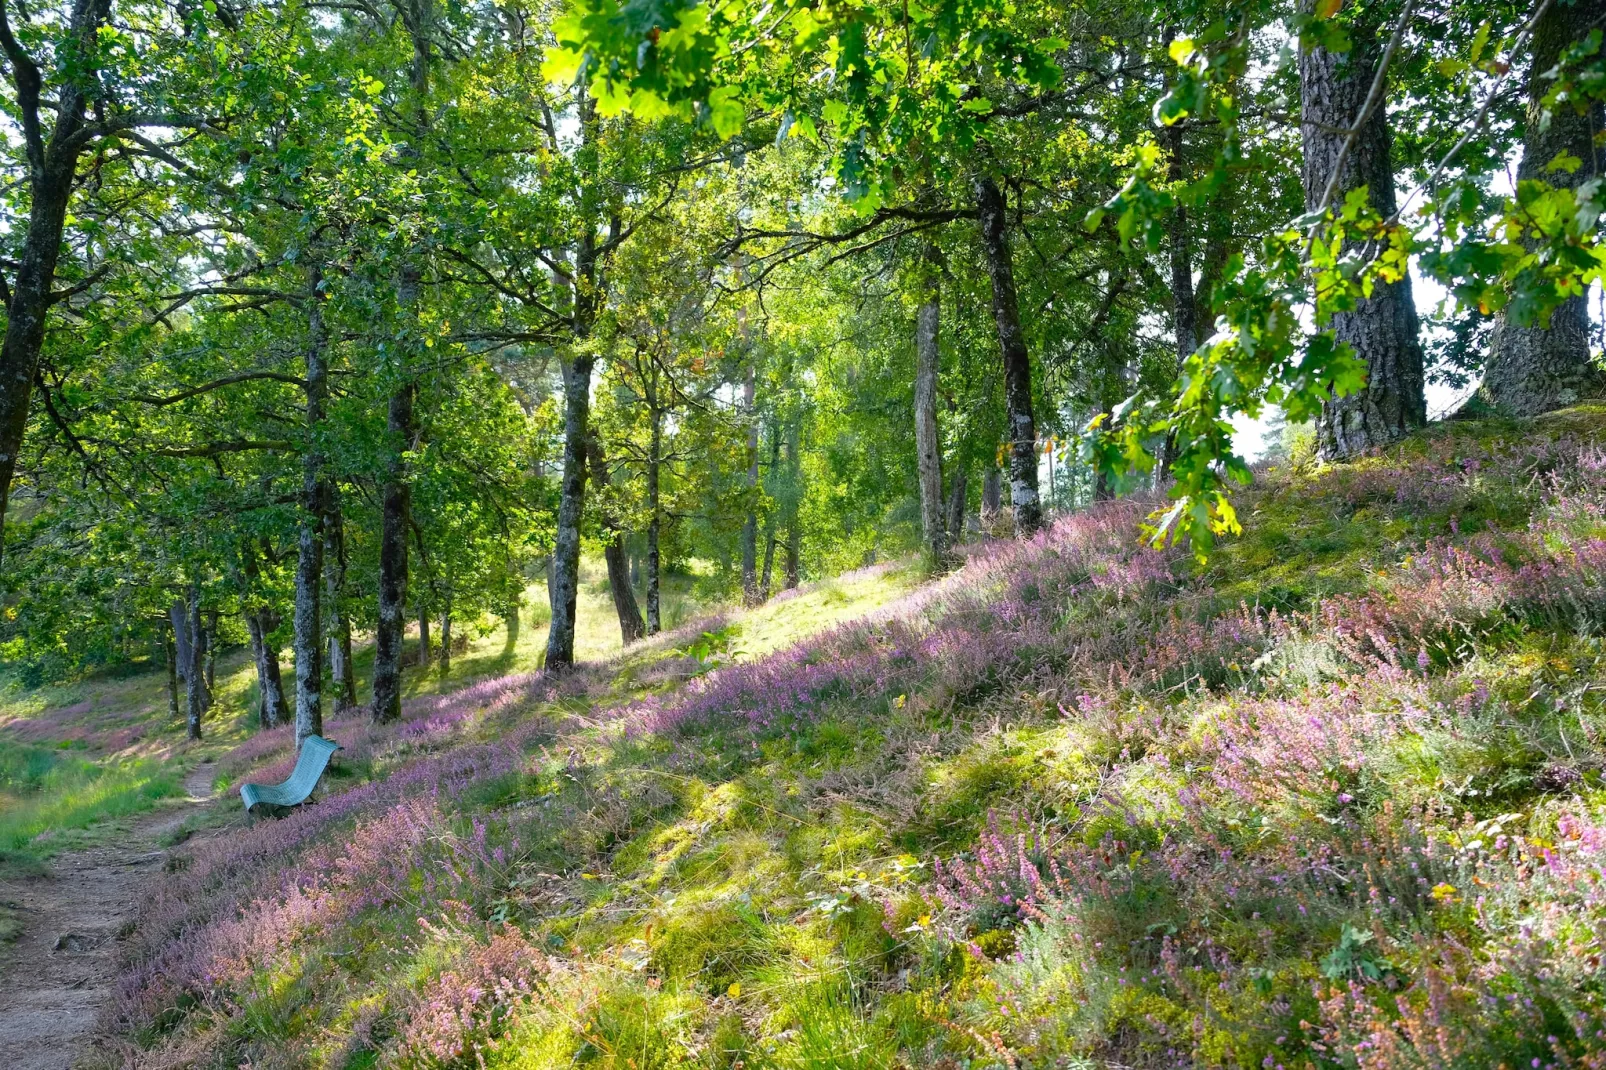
[240,735,342,814]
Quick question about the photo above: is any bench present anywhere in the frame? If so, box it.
[240,734,342,815]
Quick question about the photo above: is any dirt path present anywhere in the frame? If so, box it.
[0,761,221,1070]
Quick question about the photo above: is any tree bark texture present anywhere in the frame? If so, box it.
[1300,8,1426,459]
[323,490,357,714]
[371,380,414,724]
[242,539,289,730]
[1482,0,1606,416]
[418,609,431,667]
[439,603,452,673]
[587,433,645,644]
[945,466,968,547]
[974,175,1042,534]
[547,91,606,671]
[783,419,801,590]
[185,585,207,740]
[164,623,179,722]
[647,409,663,635]
[546,353,592,669]
[293,265,328,744]
[981,468,1002,522]
[203,612,216,694]
[741,363,761,606]
[0,0,112,558]
[169,601,190,682]
[914,244,947,561]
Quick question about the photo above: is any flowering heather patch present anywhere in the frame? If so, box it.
[109,417,1606,1068]
[396,924,552,1066]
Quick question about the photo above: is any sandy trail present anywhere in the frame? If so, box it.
[0,761,220,1070]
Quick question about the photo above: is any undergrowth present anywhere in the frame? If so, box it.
[102,412,1606,1070]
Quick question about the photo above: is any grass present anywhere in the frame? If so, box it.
[0,743,183,857]
[92,413,1606,1068]
[0,557,916,869]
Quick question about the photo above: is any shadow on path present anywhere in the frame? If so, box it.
[0,761,223,1070]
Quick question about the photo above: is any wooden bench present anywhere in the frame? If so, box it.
[240,734,341,816]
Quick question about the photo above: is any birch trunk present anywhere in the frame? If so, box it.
[647,409,663,636]
[164,623,179,722]
[203,612,216,694]
[323,490,357,714]
[169,601,190,683]
[371,380,414,724]
[914,243,947,562]
[293,264,328,744]
[242,540,289,729]
[945,467,968,547]
[783,420,801,590]
[740,364,761,606]
[974,176,1042,534]
[546,353,592,668]
[439,600,452,673]
[1300,5,1426,458]
[588,433,645,643]
[546,92,604,671]
[185,586,207,741]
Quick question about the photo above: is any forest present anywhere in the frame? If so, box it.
[0,0,1604,1066]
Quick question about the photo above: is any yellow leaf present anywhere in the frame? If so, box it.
[1316,0,1342,17]
[727,982,741,998]
[1167,37,1194,65]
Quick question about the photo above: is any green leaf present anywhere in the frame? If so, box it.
[706,86,744,139]
[1547,150,1583,175]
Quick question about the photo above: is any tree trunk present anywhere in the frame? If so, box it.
[587,433,646,644]
[246,612,287,730]
[981,468,1002,523]
[439,600,452,674]
[1163,112,1199,474]
[185,586,207,741]
[418,609,431,667]
[974,175,1042,534]
[1301,6,1426,459]
[741,363,761,606]
[203,612,217,694]
[914,243,947,562]
[546,353,593,669]
[0,0,108,558]
[1481,0,1606,416]
[759,423,780,595]
[784,525,800,589]
[945,466,968,547]
[1166,128,1199,367]
[547,92,605,671]
[371,380,414,724]
[241,539,289,729]
[783,419,801,590]
[646,410,663,635]
[293,264,328,744]
[163,623,179,722]
[323,489,357,715]
[169,601,190,683]
[505,600,520,646]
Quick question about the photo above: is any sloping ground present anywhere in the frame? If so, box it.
[103,411,1606,1070]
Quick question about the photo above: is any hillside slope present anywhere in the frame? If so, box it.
[107,411,1606,1070]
